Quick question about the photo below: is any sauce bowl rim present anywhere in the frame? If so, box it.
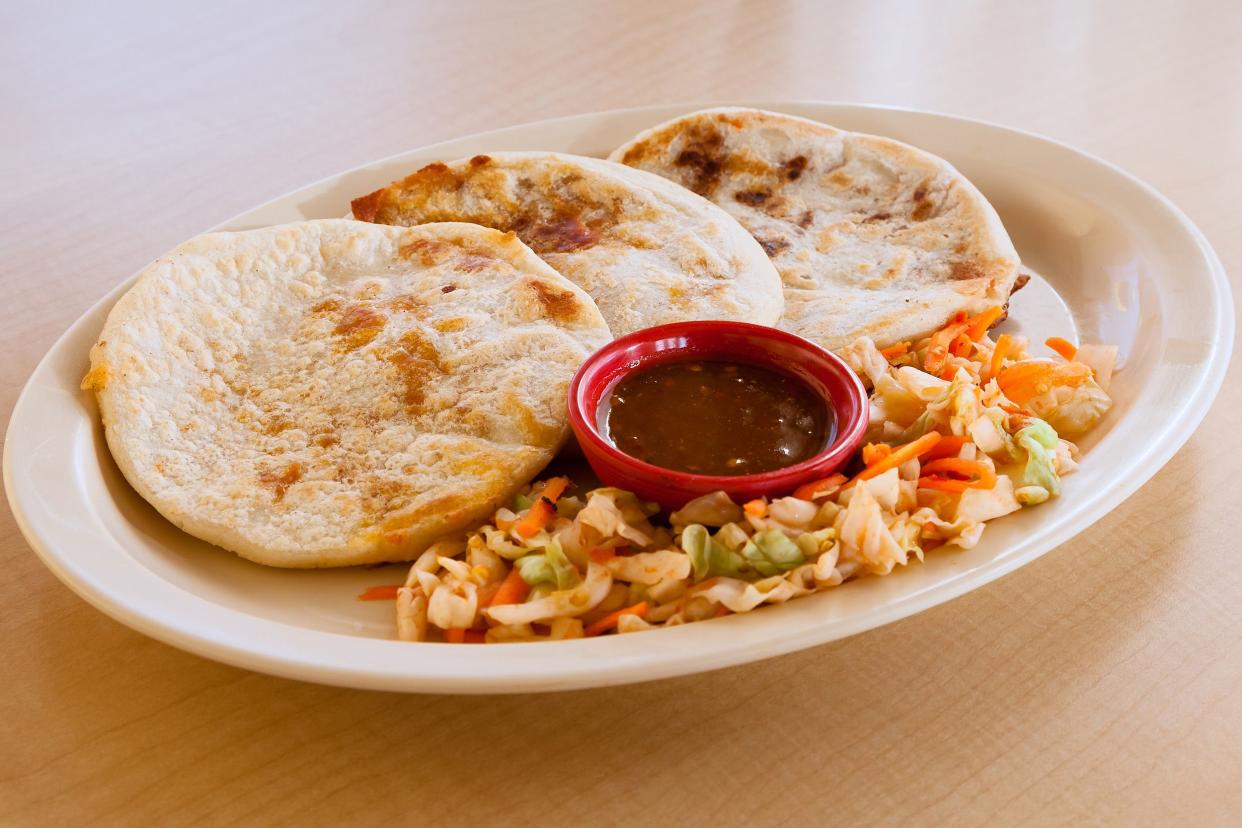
[567,321,870,490]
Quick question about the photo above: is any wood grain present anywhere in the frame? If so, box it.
[2,1,1240,824]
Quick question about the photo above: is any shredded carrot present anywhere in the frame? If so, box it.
[588,548,617,564]
[939,362,960,380]
[357,584,401,601]
[921,435,969,462]
[488,566,530,607]
[949,332,974,358]
[964,306,1005,341]
[998,360,1092,404]
[987,333,1013,381]
[793,473,848,501]
[513,476,570,538]
[924,317,971,375]
[921,458,997,489]
[584,601,648,636]
[861,443,892,466]
[996,399,1032,416]
[477,582,500,606]
[444,628,486,644]
[743,499,768,517]
[879,341,909,361]
[918,477,971,493]
[855,432,942,482]
[1045,336,1078,360]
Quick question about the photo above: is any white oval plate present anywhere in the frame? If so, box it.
[4,102,1232,693]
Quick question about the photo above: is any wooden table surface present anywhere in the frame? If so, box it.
[3,1,1240,824]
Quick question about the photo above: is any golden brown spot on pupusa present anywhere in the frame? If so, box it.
[503,396,562,446]
[455,254,494,272]
[434,317,468,333]
[910,181,936,221]
[259,462,303,501]
[350,189,384,222]
[333,306,387,351]
[310,298,341,315]
[386,329,446,412]
[950,261,985,281]
[384,295,425,314]
[80,363,109,392]
[262,417,294,436]
[525,278,583,322]
[398,238,452,266]
[826,170,852,188]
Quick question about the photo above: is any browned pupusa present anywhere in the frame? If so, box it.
[351,151,784,337]
[83,220,611,567]
[610,108,1022,350]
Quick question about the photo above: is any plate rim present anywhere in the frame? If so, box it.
[4,100,1234,693]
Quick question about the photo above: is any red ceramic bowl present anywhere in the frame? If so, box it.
[567,321,868,509]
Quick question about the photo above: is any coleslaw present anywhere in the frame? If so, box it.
[376,307,1117,642]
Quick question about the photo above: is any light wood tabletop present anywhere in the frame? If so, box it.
[3,1,1240,824]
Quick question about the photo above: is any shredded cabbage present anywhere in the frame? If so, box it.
[1016,419,1062,495]
[743,529,806,576]
[680,524,746,581]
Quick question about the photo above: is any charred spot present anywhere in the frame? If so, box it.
[1011,272,1031,293]
[333,306,387,350]
[910,181,935,221]
[672,125,727,195]
[734,190,771,206]
[796,209,815,229]
[864,212,891,223]
[521,215,601,254]
[259,462,302,501]
[756,236,791,257]
[441,284,457,293]
[468,154,492,167]
[782,155,809,180]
